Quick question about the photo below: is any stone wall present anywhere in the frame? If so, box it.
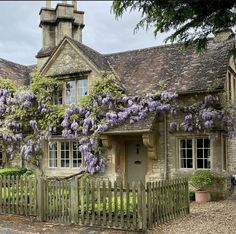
[227,138,236,173]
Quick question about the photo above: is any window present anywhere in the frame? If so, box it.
[78,79,88,99]
[180,139,193,169]
[72,142,82,167]
[179,138,211,169]
[227,72,236,104]
[61,142,69,168]
[65,78,88,104]
[52,88,63,105]
[48,141,83,168]
[49,142,57,168]
[197,139,211,169]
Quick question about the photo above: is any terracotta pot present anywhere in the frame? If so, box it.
[195,190,211,203]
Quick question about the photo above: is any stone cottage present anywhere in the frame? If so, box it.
[0,1,236,185]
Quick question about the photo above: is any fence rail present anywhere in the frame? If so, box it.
[0,175,189,231]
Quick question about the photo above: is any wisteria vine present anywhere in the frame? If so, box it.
[0,74,235,174]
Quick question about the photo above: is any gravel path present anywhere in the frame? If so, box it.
[150,199,236,234]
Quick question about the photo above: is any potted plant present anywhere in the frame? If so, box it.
[189,170,214,203]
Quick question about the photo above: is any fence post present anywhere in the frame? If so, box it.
[138,181,146,230]
[37,177,45,222]
[186,178,190,214]
[142,182,147,230]
[71,176,79,224]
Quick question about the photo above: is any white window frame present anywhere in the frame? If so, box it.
[196,138,211,169]
[63,78,88,105]
[178,136,211,170]
[72,142,83,168]
[48,140,83,169]
[60,142,70,168]
[48,142,58,168]
[227,72,236,104]
[179,138,193,169]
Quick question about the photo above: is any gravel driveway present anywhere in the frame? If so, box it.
[0,198,236,233]
[150,199,236,234]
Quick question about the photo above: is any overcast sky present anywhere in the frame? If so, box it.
[0,1,168,65]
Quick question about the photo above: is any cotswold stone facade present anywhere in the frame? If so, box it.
[0,1,235,190]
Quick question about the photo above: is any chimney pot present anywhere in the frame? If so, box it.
[45,0,51,8]
[72,0,77,10]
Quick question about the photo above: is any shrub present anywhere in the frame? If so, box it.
[0,167,27,177]
[23,170,34,177]
[189,191,195,202]
[189,170,214,191]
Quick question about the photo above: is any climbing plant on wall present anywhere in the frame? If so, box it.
[0,73,235,174]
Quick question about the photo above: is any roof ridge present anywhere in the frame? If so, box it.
[0,57,30,68]
[104,38,235,57]
[104,43,183,57]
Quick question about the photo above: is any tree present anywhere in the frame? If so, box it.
[112,0,236,52]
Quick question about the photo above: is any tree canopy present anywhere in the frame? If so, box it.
[112,0,236,52]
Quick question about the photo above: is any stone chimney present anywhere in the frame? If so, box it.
[214,28,235,42]
[36,0,84,69]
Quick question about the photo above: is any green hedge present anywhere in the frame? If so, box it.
[0,167,28,176]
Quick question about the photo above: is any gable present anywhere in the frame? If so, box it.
[41,40,98,77]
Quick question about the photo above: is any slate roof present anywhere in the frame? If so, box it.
[68,37,111,71]
[36,47,56,59]
[0,58,33,86]
[105,40,235,95]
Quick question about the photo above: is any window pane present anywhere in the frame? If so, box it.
[197,149,203,159]
[187,149,192,158]
[73,142,82,167]
[65,81,76,104]
[204,149,210,158]
[181,140,186,148]
[78,79,88,99]
[197,139,203,148]
[49,142,57,168]
[186,140,192,148]
[204,139,210,148]
[181,149,186,158]
[197,159,204,168]
[61,142,69,168]
[205,159,211,169]
[187,159,193,168]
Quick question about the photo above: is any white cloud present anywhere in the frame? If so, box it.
[0,1,169,65]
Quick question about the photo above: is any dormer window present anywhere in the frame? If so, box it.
[227,72,236,104]
[65,78,88,104]
[53,78,88,105]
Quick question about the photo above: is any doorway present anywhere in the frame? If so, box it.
[125,140,147,184]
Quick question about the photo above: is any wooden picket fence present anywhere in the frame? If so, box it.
[37,177,189,230]
[0,175,36,216]
[0,175,189,231]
